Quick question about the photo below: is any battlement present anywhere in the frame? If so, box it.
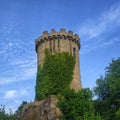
[60,28,66,33]
[35,29,80,52]
[43,31,48,35]
[39,29,79,39]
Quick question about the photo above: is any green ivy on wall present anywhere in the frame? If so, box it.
[35,49,75,100]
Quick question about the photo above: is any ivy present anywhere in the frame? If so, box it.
[35,49,75,100]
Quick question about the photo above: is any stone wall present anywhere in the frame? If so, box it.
[20,96,61,120]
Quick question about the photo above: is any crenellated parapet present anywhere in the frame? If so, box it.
[35,29,80,52]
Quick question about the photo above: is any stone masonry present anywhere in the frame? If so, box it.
[20,96,61,120]
[35,29,82,91]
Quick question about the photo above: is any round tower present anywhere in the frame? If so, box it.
[35,29,82,91]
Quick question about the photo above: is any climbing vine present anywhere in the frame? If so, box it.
[35,49,75,100]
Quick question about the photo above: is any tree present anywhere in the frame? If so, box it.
[58,88,102,120]
[94,58,120,120]
[94,76,108,100]
[116,108,120,120]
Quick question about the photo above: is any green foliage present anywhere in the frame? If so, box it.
[35,49,75,100]
[0,105,17,120]
[35,49,102,119]
[58,88,102,120]
[94,57,120,120]
[17,101,27,114]
[94,76,108,100]
[116,108,120,120]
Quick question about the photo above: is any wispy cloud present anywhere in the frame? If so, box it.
[3,90,18,99]
[0,22,37,85]
[0,59,37,85]
[78,2,120,39]
[3,89,29,99]
[0,23,35,63]
[81,37,120,55]
[100,37,120,47]
[78,2,120,55]
[0,68,36,85]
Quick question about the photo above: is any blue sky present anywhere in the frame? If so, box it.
[0,0,120,112]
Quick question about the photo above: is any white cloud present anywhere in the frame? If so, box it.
[20,90,28,96]
[81,37,120,55]
[80,45,95,55]
[0,77,18,85]
[78,2,120,39]
[3,90,29,99]
[0,21,37,86]
[0,67,36,85]
[102,3,120,25]
[79,21,105,39]
[100,37,120,47]
[3,90,17,99]
[0,59,37,85]
[78,2,120,55]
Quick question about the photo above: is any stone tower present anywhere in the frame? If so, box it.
[35,29,82,91]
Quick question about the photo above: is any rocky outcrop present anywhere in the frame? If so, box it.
[20,95,61,120]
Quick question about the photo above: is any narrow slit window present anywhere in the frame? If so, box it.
[58,39,60,52]
[70,40,72,54]
[73,47,76,57]
[53,40,55,52]
[49,40,52,52]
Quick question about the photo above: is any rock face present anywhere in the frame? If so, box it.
[20,96,61,120]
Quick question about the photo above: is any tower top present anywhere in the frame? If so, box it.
[35,29,80,52]
[40,29,80,39]
[35,29,82,91]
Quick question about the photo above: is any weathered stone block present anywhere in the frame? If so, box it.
[20,96,61,120]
